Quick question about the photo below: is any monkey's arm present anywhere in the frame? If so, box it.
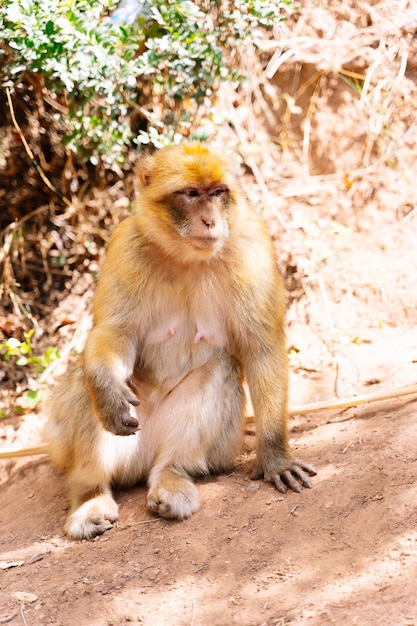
[244,337,316,493]
[233,212,316,492]
[238,255,317,493]
[83,325,140,436]
[82,217,145,436]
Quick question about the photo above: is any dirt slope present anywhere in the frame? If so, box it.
[1,390,417,625]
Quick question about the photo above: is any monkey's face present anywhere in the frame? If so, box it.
[136,142,239,260]
[165,184,231,253]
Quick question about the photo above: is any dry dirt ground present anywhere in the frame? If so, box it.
[2,1,417,625]
[1,329,417,626]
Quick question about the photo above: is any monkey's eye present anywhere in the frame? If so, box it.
[185,189,200,198]
[210,186,228,197]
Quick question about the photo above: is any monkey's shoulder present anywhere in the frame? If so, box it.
[231,217,281,284]
[106,214,147,257]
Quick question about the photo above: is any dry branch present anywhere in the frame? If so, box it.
[1,384,416,460]
[0,445,48,459]
[289,383,417,416]
[6,87,72,207]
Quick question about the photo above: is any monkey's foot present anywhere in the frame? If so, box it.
[65,494,119,540]
[147,473,199,520]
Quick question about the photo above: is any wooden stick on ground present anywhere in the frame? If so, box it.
[0,383,416,460]
[289,382,417,415]
[0,444,48,459]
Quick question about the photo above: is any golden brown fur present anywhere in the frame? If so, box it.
[44,142,316,540]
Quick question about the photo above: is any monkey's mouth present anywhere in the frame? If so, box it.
[191,236,221,249]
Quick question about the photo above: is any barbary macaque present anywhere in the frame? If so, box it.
[44,142,316,540]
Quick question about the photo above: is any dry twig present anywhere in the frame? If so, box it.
[6,87,72,207]
[289,383,417,416]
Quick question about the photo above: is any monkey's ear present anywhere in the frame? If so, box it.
[135,153,154,189]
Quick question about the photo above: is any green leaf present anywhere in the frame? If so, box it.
[45,20,54,36]
[25,389,46,409]
[44,346,60,364]
[5,337,21,351]
[20,0,34,16]
[0,0,294,166]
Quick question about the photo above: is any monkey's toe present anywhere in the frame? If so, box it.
[147,479,199,520]
[65,494,119,540]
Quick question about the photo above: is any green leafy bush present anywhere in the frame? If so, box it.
[0,329,60,372]
[0,0,293,169]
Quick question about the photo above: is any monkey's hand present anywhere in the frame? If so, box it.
[88,377,140,436]
[252,457,317,494]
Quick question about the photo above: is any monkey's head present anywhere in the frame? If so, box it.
[135,142,240,261]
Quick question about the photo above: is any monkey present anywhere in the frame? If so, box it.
[43,141,316,540]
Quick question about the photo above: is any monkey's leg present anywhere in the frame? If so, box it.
[146,355,244,520]
[45,367,144,540]
[56,428,146,540]
[59,425,147,540]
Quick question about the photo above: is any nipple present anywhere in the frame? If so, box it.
[193,330,205,344]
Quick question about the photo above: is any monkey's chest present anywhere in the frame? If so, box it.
[137,309,229,389]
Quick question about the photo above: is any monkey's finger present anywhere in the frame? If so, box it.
[294,459,317,476]
[280,470,303,493]
[290,466,314,490]
[123,406,139,428]
[123,414,139,428]
[270,474,289,494]
[118,424,140,436]
[116,405,140,435]
[125,389,140,406]
[113,423,140,437]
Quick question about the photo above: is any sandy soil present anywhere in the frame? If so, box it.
[1,1,417,624]
[1,380,417,626]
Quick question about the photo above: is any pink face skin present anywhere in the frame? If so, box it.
[167,184,231,252]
